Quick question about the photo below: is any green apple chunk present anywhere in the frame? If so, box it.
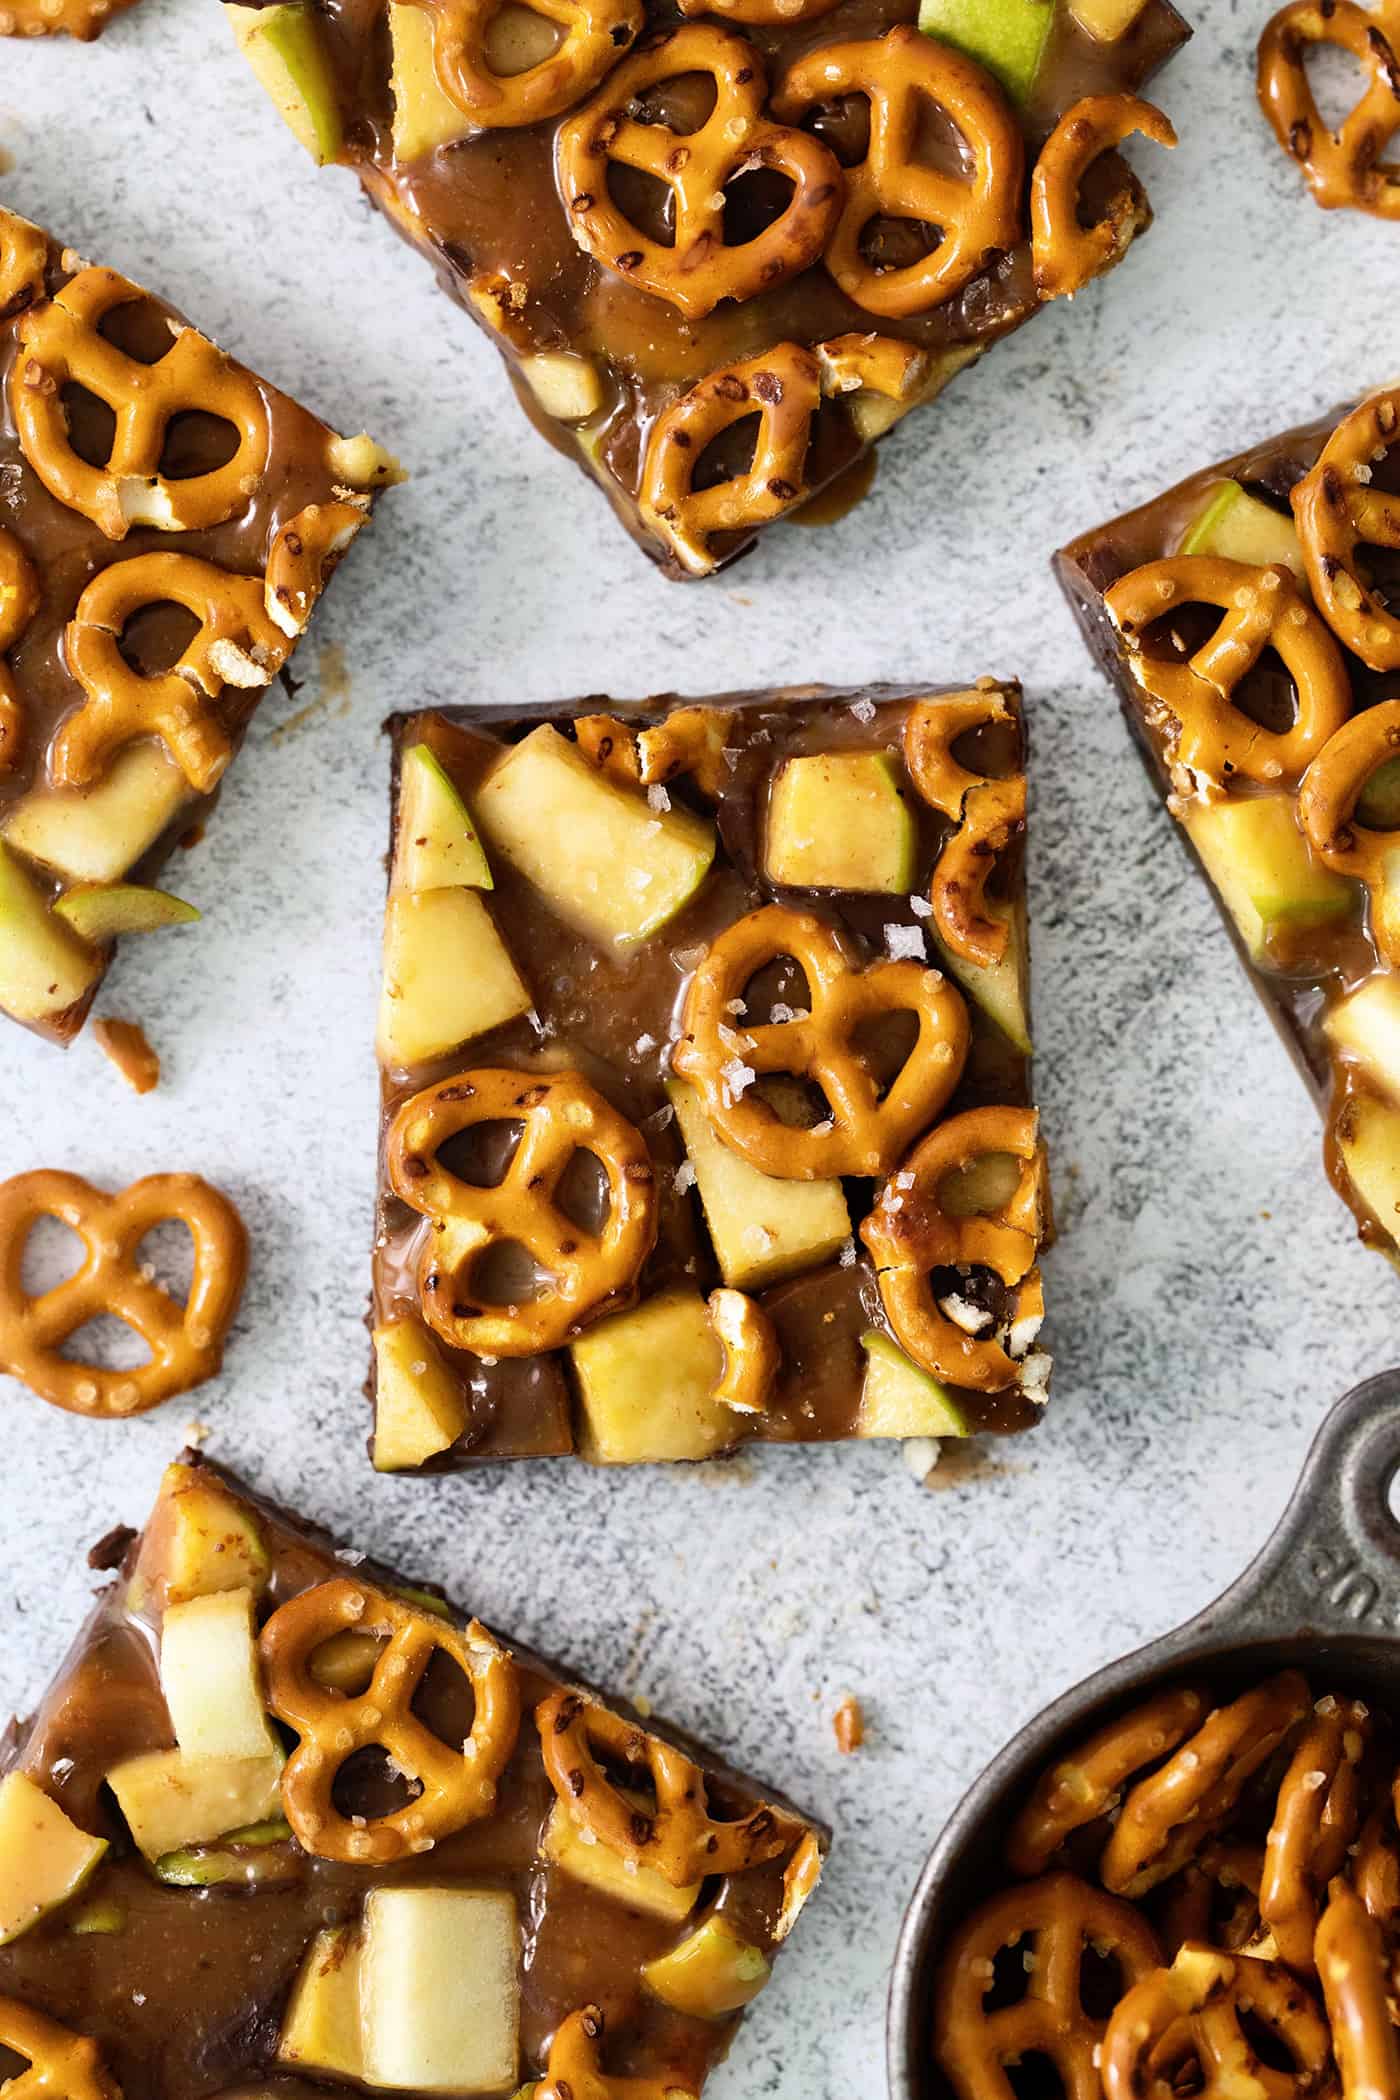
[1066,0,1146,38]
[394,744,493,893]
[1326,978,1400,1102]
[858,1331,971,1438]
[227,3,344,165]
[477,725,716,948]
[160,1590,281,1765]
[107,1746,285,1862]
[376,887,531,1068]
[359,1886,520,2093]
[280,1924,366,2079]
[154,1821,298,1889]
[571,1288,739,1464]
[667,1079,850,1289]
[1180,480,1304,578]
[642,1914,771,2018]
[372,1317,469,1470]
[1183,794,1354,965]
[127,1461,269,1615]
[540,1798,701,1923]
[764,751,917,893]
[934,897,1031,1054]
[389,1,474,161]
[52,882,199,945]
[0,840,102,1029]
[4,742,192,885]
[917,0,1053,101]
[0,1772,108,1946]
[1337,1093,1400,1249]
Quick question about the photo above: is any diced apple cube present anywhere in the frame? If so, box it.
[1337,1093,1400,1251]
[858,1331,970,1438]
[372,1317,469,1470]
[0,841,102,1028]
[359,1886,520,2093]
[0,1772,107,1945]
[127,1462,269,1614]
[917,0,1053,100]
[388,1,474,160]
[279,1924,365,2079]
[4,741,192,884]
[1327,978,1400,1105]
[539,1798,700,1924]
[1180,479,1304,577]
[376,887,531,1069]
[393,743,493,893]
[53,883,199,944]
[667,1079,850,1290]
[933,897,1031,1053]
[160,1590,280,1765]
[764,751,917,893]
[642,1913,771,2018]
[227,2,344,164]
[1184,795,1354,966]
[571,1289,739,1464]
[107,1747,285,1861]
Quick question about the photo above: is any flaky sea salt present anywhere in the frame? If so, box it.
[885,923,925,960]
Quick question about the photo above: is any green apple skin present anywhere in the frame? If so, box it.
[52,883,199,944]
[917,0,1053,101]
[227,3,344,165]
[1180,479,1304,578]
[1184,795,1354,965]
[857,1330,970,1438]
[394,744,493,893]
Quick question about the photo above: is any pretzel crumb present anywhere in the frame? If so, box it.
[93,1016,160,1095]
[833,1693,865,1754]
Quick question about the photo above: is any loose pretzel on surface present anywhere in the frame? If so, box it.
[1100,1944,1335,2100]
[0,1169,247,1419]
[537,1689,793,1885]
[672,904,969,1179]
[934,1871,1162,2100]
[1317,1879,1400,2100]
[538,2007,699,2100]
[556,25,842,320]
[404,0,643,130]
[1260,1700,1370,1970]
[0,210,48,321]
[261,1577,520,1864]
[1031,95,1176,301]
[772,27,1023,320]
[12,266,269,540]
[1104,557,1352,789]
[708,1286,779,1413]
[1299,702,1400,963]
[931,776,1026,970]
[904,688,1017,822]
[385,1068,658,1357]
[1294,387,1400,671]
[1103,1672,1312,1898]
[1258,0,1400,218]
[1005,1686,1207,1878]
[0,527,40,771]
[861,1105,1044,1392]
[0,0,135,36]
[0,1999,119,2100]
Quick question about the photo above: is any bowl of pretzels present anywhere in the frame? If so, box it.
[888,1372,1400,2100]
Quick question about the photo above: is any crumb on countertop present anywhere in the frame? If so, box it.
[93,1017,160,1095]
[833,1693,865,1755]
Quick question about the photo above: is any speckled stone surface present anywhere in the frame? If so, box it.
[0,9,1397,2094]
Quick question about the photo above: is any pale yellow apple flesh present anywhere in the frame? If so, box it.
[933,897,1032,1053]
[539,1798,701,1923]
[571,1288,741,1464]
[858,1331,971,1438]
[372,1316,469,1470]
[388,1,474,161]
[107,1746,285,1861]
[227,2,344,164]
[667,1079,850,1290]
[52,882,199,944]
[0,840,102,1028]
[1337,1094,1400,1250]
[159,1589,281,1765]
[1184,794,1354,965]
[1180,480,1304,577]
[376,886,531,1067]
[126,1461,270,1614]
[1327,977,1400,1102]
[4,742,192,885]
[279,1924,366,2079]
[764,751,917,893]
[393,743,493,892]
[0,1772,107,1946]
[359,1886,521,2093]
[642,1913,771,2018]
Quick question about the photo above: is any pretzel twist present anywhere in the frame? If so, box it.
[385,1069,658,1357]
[0,1169,247,1418]
[12,266,269,540]
[672,904,969,1179]
[1294,387,1400,670]
[1031,95,1176,300]
[1317,1878,1400,2100]
[934,1871,1162,2100]
[1299,701,1400,963]
[1104,557,1352,789]
[1260,1701,1371,1970]
[1160,1843,1266,1958]
[0,526,40,772]
[0,209,48,321]
[404,0,643,128]
[0,2000,120,2100]
[1005,1686,1208,1878]
[932,776,1026,969]
[861,1105,1044,1392]
[904,688,1017,821]
[537,1690,792,1885]
[772,27,1024,320]
[0,0,134,36]
[60,552,288,793]
[558,26,841,318]
[1101,1944,1336,2100]
[1103,1672,1312,1898]
[1258,0,1400,218]
[708,1286,779,1413]
[261,1577,520,1864]
[538,2007,699,2100]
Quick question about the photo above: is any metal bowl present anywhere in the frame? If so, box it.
[886,1371,1400,2100]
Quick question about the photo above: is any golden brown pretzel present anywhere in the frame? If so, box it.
[1031,94,1176,300]
[1294,388,1400,671]
[0,0,135,35]
[677,0,838,22]
[671,904,969,1179]
[0,1169,247,1418]
[538,2007,699,2100]
[403,0,643,130]
[384,1068,658,1357]
[1300,702,1400,961]
[639,705,736,797]
[537,1689,792,1886]
[0,1999,119,2100]
[12,266,269,540]
[772,27,1024,320]
[1260,1699,1371,1970]
[1005,1686,1207,1878]
[264,500,368,640]
[0,526,40,771]
[574,713,643,786]
[708,1286,779,1413]
[1160,1843,1266,1958]
[1104,557,1352,788]
[1103,1672,1312,1897]
[261,1577,520,1864]
[1100,1943,1335,2100]
[1258,0,1400,218]
[934,1871,1162,2100]
[931,776,1026,969]
[860,1105,1044,1392]
[1317,1878,1400,2100]
[60,552,287,793]
[812,332,931,405]
[0,210,48,320]
[556,25,842,320]
[904,688,1016,821]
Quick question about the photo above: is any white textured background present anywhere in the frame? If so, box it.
[1,7,1397,2092]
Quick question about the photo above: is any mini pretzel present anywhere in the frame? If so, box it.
[708,1286,779,1413]
[1260,1700,1370,1970]
[671,904,969,1179]
[538,2007,699,2100]
[1103,1672,1312,1898]
[1104,557,1352,789]
[0,526,40,771]
[861,1106,1044,1392]
[1258,0,1400,219]
[640,706,736,797]
[1031,95,1176,300]
[0,210,47,322]
[813,332,931,405]
[12,266,269,540]
[556,25,842,320]
[1301,702,1400,968]
[1294,388,1400,670]
[60,552,287,793]
[772,27,1024,320]
[1317,1879,1400,2100]
[1160,1844,1266,1958]
[934,1870,1162,2100]
[932,776,1026,969]
[0,1169,247,1418]
[261,1577,520,1864]
[404,0,643,130]
[904,687,1017,821]
[0,2000,119,2100]
[264,500,368,640]
[575,713,643,786]
[385,1068,657,1357]
[1005,1686,1207,1878]
[1100,1943,1335,2100]
[537,1689,791,1885]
